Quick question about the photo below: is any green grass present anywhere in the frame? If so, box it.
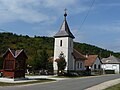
[0,79,55,86]
[104,83,120,90]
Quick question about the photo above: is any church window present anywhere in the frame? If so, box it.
[60,40,62,47]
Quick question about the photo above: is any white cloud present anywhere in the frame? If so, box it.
[0,0,51,23]
[0,0,90,24]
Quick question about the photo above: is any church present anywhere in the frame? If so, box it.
[53,11,86,74]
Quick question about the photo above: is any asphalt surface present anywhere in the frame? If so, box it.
[0,74,120,90]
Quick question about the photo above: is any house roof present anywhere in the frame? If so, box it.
[54,12,75,39]
[73,49,86,60]
[3,48,28,59]
[101,55,120,64]
[85,55,98,67]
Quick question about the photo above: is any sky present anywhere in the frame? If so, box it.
[0,0,120,52]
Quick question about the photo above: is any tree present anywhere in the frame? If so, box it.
[39,49,49,70]
[31,49,49,69]
[47,57,53,71]
[55,52,66,75]
[31,55,41,70]
[57,57,66,70]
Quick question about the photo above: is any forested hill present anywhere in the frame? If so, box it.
[0,32,120,65]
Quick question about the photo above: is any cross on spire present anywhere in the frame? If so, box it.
[54,8,75,39]
[64,8,67,17]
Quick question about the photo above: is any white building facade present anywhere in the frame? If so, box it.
[101,64,119,74]
[91,57,102,70]
[101,55,120,74]
[85,55,102,71]
[53,12,75,74]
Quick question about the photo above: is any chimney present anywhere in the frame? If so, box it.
[85,54,89,58]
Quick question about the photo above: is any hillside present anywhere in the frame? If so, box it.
[0,32,120,67]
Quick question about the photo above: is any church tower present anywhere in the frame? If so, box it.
[53,10,75,74]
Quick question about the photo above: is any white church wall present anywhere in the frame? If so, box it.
[54,37,74,72]
[67,37,74,70]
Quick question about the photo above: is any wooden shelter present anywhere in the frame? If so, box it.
[2,48,28,78]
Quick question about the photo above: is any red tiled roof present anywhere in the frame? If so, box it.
[73,49,86,60]
[85,55,98,67]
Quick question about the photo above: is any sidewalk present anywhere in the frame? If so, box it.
[85,78,120,90]
[0,74,119,90]
[0,75,68,83]
[25,75,68,81]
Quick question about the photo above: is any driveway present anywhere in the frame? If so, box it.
[0,74,120,90]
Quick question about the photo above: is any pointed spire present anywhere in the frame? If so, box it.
[64,8,67,19]
[54,9,75,39]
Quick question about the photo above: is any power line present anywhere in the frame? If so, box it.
[79,0,96,30]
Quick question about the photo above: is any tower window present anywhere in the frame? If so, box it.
[60,40,62,47]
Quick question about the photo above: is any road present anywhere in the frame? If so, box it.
[0,74,120,90]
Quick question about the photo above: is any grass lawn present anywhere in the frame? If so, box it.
[104,83,120,90]
[0,79,55,86]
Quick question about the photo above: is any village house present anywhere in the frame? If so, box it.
[85,55,102,70]
[73,49,86,71]
[53,11,86,74]
[101,55,120,74]
[2,48,28,78]
[84,55,102,74]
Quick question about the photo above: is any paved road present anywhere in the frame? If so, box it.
[0,74,120,90]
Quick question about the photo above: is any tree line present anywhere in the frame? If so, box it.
[0,32,120,71]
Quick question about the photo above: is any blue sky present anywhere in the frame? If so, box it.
[0,0,120,52]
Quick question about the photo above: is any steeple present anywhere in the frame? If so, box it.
[54,9,75,39]
[64,8,67,19]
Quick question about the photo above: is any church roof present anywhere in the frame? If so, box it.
[73,49,86,60]
[101,55,120,64]
[54,12,75,39]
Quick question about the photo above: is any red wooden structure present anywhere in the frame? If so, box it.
[2,48,28,78]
